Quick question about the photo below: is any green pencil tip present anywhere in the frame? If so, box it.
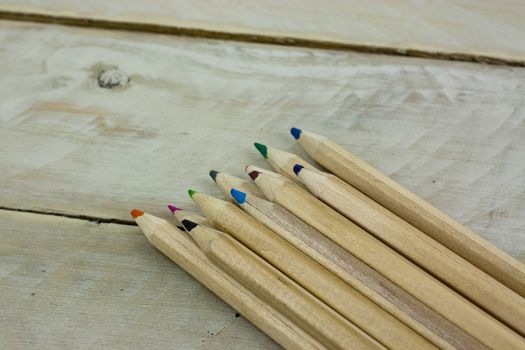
[188,189,197,198]
[254,143,268,159]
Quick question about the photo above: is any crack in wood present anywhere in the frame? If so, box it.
[0,206,137,226]
[1,10,524,67]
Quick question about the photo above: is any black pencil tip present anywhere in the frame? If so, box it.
[209,170,219,182]
[181,219,198,232]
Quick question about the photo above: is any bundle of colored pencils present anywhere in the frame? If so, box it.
[132,128,525,350]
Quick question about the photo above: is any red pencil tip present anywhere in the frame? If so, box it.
[131,209,144,218]
[248,170,260,180]
[167,204,181,213]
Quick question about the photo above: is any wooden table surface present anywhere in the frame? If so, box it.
[1,3,524,349]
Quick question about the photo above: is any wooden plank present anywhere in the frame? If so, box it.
[1,1,525,63]
[0,20,524,262]
[0,209,280,349]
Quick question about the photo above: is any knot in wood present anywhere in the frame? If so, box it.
[97,67,129,89]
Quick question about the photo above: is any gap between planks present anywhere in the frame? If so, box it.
[0,10,524,67]
[0,206,136,226]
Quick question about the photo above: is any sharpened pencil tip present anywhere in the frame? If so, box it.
[248,170,260,180]
[290,127,302,140]
[293,164,304,175]
[209,170,219,182]
[131,209,144,218]
[181,219,198,232]
[230,188,247,204]
[254,143,268,158]
[188,189,197,198]
[167,204,181,213]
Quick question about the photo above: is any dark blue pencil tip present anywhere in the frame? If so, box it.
[293,164,304,175]
[230,188,247,204]
[290,127,302,140]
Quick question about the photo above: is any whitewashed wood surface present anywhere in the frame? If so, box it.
[0,21,524,261]
[1,1,525,63]
[1,18,525,349]
[0,209,280,349]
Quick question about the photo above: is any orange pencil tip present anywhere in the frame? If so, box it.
[131,209,144,218]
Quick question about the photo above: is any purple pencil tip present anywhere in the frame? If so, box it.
[167,204,182,213]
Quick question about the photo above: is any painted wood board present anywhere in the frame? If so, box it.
[0,209,280,349]
[1,1,525,63]
[0,20,524,262]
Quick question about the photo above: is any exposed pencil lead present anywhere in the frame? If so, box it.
[254,143,268,159]
[230,188,247,204]
[188,189,197,198]
[290,127,302,140]
[248,170,261,180]
[131,209,144,218]
[293,164,304,175]
[209,170,219,182]
[181,219,198,232]
[167,204,181,213]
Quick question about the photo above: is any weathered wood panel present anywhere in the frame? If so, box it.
[0,20,524,261]
[1,1,525,62]
[0,209,279,349]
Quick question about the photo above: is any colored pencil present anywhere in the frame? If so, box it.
[167,204,210,227]
[130,210,326,350]
[291,127,525,297]
[253,142,317,183]
[230,188,486,350]
[209,170,265,199]
[189,190,435,349]
[182,219,384,350]
[210,170,262,201]
[245,166,525,349]
[293,164,525,334]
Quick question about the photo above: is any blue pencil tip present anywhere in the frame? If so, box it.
[293,164,304,175]
[290,127,302,140]
[230,188,247,204]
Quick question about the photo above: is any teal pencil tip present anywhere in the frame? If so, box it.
[254,143,268,159]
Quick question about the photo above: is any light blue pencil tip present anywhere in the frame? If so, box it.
[230,188,247,204]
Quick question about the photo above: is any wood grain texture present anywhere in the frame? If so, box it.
[0,209,280,349]
[295,166,525,334]
[190,192,434,350]
[247,167,525,349]
[135,213,325,350]
[189,224,383,350]
[295,130,525,298]
[236,192,485,350]
[0,20,524,264]
[1,1,525,63]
